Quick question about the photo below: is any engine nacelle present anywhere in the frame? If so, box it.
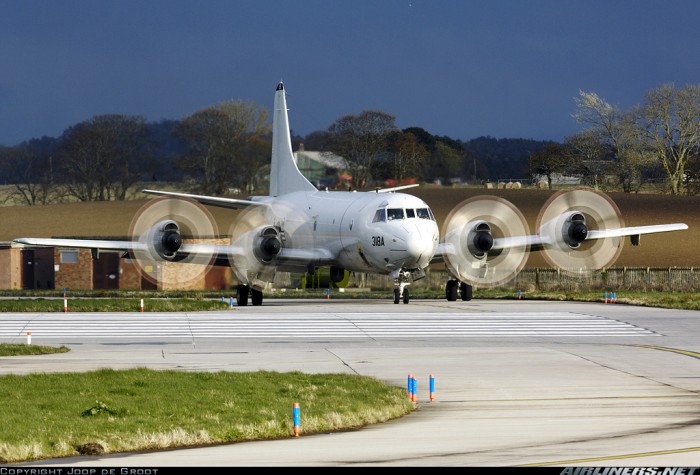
[146,219,182,261]
[562,212,588,249]
[466,221,494,258]
[253,226,282,263]
[540,211,589,252]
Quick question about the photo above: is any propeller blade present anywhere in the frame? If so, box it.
[536,187,624,276]
[441,195,530,287]
[129,196,218,287]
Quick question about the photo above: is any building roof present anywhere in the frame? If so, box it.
[294,151,347,170]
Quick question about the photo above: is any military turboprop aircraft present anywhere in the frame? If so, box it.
[14,82,688,305]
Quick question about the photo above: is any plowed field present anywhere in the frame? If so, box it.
[0,187,697,268]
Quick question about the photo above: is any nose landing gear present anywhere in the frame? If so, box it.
[393,270,412,304]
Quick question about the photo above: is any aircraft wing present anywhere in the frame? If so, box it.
[14,236,337,272]
[14,237,140,253]
[585,223,689,240]
[142,189,267,210]
[430,222,689,265]
[12,237,233,264]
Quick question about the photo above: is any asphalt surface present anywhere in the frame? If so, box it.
[2,297,700,468]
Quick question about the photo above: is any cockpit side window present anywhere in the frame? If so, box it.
[387,208,405,220]
[416,208,434,220]
[372,208,387,223]
[406,208,416,218]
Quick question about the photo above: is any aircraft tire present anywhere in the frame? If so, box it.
[460,282,472,301]
[236,285,249,307]
[393,288,400,304]
[446,280,458,301]
[403,288,410,304]
[251,289,263,306]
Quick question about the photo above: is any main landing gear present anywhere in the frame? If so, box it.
[236,284,263,306]
[445,279,472,301]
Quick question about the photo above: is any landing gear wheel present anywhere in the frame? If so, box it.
[446,280,458,301]
[402,287,410,304]
[251,288,263,306]
[393,288,400,304]
[236,284,249,307]
[460,282,472,301]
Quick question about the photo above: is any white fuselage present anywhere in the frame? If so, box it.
[252,189,439,276]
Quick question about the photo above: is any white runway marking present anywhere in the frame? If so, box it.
[0,312,658,338]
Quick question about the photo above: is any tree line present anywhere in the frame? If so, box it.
[530,83,700,195]
[0,82,698,206]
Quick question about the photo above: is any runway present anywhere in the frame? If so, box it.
[0,311,660,339]
[3,298,700,467]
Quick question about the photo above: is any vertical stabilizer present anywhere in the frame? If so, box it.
[269,82,317,197]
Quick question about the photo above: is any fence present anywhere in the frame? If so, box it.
[328,267,698,292]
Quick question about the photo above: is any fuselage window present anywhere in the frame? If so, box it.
[372,209,387,223]
[387,208,405,220]
[406,208,416,218]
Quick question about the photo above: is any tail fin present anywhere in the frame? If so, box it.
[269,82,317,197]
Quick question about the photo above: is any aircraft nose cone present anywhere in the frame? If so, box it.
[406,233,432,266]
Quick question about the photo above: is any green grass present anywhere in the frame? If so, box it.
[472,289,700,310]
[0,289,696,463]
[0,289,697,312]
[0,297,232,312]
[0,343,70,356]
[0,368,414,463]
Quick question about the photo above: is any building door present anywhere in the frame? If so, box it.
[92,252,120,289]
[20,248,54,289]
[21,250,35,289]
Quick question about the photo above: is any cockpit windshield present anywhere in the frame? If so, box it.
[372,206,435,222]
[387,208,405,220]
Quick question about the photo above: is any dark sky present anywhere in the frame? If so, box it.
[2,0,699,146]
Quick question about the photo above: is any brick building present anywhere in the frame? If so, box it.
[5,238,233,291]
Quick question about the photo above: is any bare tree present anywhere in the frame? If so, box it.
[389,131,428,185]
[175,100,269,195]
[685,152,700,195]
[237,136,271,194]
[59,115,152,201]
[529,143,571,189]
[325,110,397,190]
[636,83,700,195]
[573,91,652,192]
[0,144,56,205]
[565,132,611,190]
